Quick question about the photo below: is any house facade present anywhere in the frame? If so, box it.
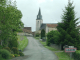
[22,27,32,34]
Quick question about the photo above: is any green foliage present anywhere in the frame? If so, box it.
[14,54,18,57]
[3,47,11,52]
[0,45,3,49]
[11,47,19,54]
[35,33,40,37]
[18,51,24,56]
[8,35,19,49]
[57,1,80,49]
[0,0,24,49]
[41,29,45,39]
[46,30,60,46]
[73,50,80,60]
[0,49,10,59]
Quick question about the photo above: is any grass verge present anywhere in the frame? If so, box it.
[17,35,28,51]
[39,40,74,60]
[34,37,40,40]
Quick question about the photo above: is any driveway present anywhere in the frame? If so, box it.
[23,37,58,60]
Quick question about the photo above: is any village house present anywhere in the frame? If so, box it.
[22,27,32,34]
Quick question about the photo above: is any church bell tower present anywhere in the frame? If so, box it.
[36,8,43,32]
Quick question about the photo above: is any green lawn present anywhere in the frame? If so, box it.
[17,35,28,51]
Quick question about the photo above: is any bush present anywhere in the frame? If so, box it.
[3,47,11,52]
[72,50,80,60]
[0,49,10,59]
[35,33,40,37]
[8,36,19,49]
[10,50,14,54]
[47,30,60,46]
[14,54,18,57]
[11,47,19,54]
[18,51,24,56]
[41,29,45,39]
[10,54,15,58]
[0,45,3,49]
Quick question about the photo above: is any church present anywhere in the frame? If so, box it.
[36,8,58,34]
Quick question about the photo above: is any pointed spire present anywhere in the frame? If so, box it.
[38,7,41,15]
[36,8,42,20]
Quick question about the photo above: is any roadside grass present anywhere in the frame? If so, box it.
[17,35,28,51]
[34,37,40,40]
[39,40,74,60]
[40,41,60,51]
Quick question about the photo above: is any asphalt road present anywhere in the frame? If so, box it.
[23,37,58,60]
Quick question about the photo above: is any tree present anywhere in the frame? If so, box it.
[0,0,24,48]
[46,30,60,46]
[41,29,45,39]
[57,1,80,49]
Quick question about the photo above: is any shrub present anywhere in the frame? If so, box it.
[14,54,18,57]
[0,49,10,59]
[41,29,45,39]
[10,50,14,54]
[35,33,40,37]
[8,36,19,49]
[47,30,60,46]
[72,50,80,60]
[10,54,15,58]
[0,45,3,49]
[18,51,24,56]
[11,47,19,54]
[3,47,11,52]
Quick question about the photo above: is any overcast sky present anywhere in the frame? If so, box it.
[12,0,80,32]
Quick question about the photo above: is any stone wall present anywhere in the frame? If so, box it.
[50,43,62,50]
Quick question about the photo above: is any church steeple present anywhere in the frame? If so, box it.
[38,8,41,15]
[36,8,42,20]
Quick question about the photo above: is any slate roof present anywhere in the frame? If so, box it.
[39,23,58,30]
[39,24,46,30]
[36,8,42,20]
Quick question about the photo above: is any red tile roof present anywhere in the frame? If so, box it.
[47,24,58,28]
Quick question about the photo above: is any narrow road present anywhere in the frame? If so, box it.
[23,37,58,60]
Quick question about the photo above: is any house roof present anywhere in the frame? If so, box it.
[23,27,32,33]
[23,29,32,34]
[47,24,58,28]
[23,27,31,30]
[39,24,46,30]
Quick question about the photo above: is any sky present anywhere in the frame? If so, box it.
[12,0,80,32]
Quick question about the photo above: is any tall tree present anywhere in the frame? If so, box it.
[57,1,80,49]
[0,0,24,47]
[41,29,45,39]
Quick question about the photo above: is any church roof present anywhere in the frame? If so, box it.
[47,24,58,28]
[39,24,46,30]
[36,8,42,20]
[39,23,58,30]
[38,8,41,15]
